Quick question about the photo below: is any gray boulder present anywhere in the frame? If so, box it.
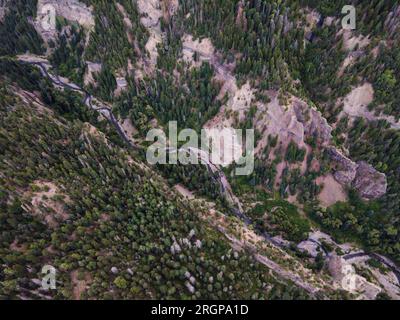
[353,161,387,199]
[327,147,357,185]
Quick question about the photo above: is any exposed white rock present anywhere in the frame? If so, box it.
[111,267,118,274]
[195,239,202,249]
[297,240,321,258]
[35,0,94,43]
[185,281,195,294]
[188,229,196,239]
[170,241,181,255]
[337,50,364,77]
[324,16,336,27]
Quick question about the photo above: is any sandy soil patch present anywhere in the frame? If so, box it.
[324,17,336,27]
[235,1,246,28]
[316,174,347,207]
[145,32,162,67]
[343,83,374,116]
[287,193,299,205]
[116,2,133,29]
[114,76,128,96]
[228,82,254,114]
[174,184,195,200]
[204,128,243,167]
[14,88,54,116]
[182,34,215,68]
[297,240,321,257]
[115,2,151,81]
[310,157,320,172]
[340,83,400,129]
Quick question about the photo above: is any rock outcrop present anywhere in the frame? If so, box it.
[353,161,388,199]
[292,98,332,145]
[251,93,388,199]
[327,147,358,185]
[34,0,94,43]
[285,98,387,200]
[328,149,387,200]
[328,254,346,282]
[287,99,387,200]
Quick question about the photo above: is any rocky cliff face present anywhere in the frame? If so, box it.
[266,96,387,200]
[292,98,332,145]
[248,90,388,200]
[353,161,388,200]
[327,149,387,200]
[327,147,358,185]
